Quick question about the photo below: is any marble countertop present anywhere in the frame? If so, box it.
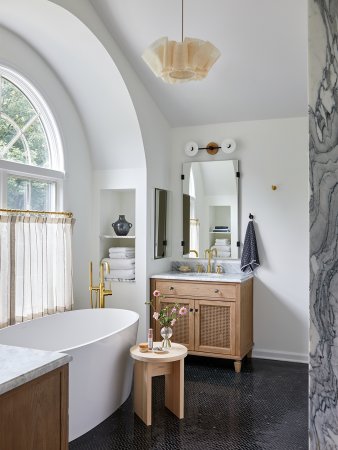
[151,272,253,283]
[0,344,72,395]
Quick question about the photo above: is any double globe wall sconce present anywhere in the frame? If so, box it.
[184,139,237,157]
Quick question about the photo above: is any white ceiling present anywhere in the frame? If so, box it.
[91,0,308,128]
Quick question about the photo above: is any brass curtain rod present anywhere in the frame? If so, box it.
[0,208,73,218]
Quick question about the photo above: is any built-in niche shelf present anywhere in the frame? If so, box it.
[208,205,232,255]
[106,278,136,284]
[100,235,136,239]
[209,232,231,234]
[99,189,136,282]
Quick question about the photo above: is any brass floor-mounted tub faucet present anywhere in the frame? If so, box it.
[89,261,112,308]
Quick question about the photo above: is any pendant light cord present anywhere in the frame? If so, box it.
[181,0,184,42]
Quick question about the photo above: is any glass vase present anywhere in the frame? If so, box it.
[160,326,173,350]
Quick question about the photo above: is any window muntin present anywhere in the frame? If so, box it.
[0,77,51,168]
[1,77,36,126]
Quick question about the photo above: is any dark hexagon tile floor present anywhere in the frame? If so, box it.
[70,356,308,450]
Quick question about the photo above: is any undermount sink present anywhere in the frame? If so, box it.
[178,272,224,278]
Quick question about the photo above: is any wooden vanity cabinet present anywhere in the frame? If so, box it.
[0,365,69,450]
[150,278,253,372]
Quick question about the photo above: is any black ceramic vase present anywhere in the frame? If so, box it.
[112,215,132,236]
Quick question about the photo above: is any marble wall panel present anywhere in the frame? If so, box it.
[309,1,338,448]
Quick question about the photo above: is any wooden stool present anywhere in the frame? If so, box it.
[130,343,188,426]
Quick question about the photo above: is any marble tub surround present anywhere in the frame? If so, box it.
[172,259,242,274]
[309,0,338,448]
[151,271,252,283]
[0,344,72,395]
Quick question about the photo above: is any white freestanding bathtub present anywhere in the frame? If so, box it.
[0,309,139,441]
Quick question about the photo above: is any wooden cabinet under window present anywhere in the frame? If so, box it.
[150,278,253,372]
[0,365,69,450]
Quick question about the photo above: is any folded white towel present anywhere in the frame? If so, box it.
[102,257,135,270]
[108,253,135,260]
[109,247,134,253]
[109,249,134,256]
[105,274,135,280]
[212,244,231,252]
[215,238,230,244]
[105,269,135,280]
[216,251,231,257]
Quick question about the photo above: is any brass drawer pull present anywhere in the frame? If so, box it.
[214,289,220,293]
[195,308,198,312]
[169,286,174,291]
[189,308,194,312]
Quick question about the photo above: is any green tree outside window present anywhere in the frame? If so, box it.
[0,77,50,167]
[0,72,58,211]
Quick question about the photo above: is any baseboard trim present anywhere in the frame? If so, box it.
[252,348,309,364]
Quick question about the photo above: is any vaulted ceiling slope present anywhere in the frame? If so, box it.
[90,0,308,127]
[1,0,146,170]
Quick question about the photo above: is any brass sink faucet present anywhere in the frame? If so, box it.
[89,261,112,308]
[204,248,217,273]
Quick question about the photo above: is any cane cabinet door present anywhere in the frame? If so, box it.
[155,296,195,350]
[194,300,236,355]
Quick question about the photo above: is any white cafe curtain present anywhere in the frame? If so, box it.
[0,215,74,328]
[189,218,199,256]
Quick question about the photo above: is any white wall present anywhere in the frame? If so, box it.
[51,0,173,338]
[171,117,309,362]
[0,25,93,306]
[51,0,172,258]
[0,2,309,359]
[0,0,150,317]
[91,169,147,340]
[1,0,173,341]
[1,0,146,172]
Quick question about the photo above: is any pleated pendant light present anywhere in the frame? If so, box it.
[142,0,220,84]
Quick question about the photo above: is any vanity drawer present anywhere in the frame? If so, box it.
[155,280,236,300]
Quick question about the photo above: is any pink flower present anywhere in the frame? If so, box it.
[171,307,177,313]
[153,290,161,297]
[153,312,159,320]
[179,306,187,316]
[171,319,176,326]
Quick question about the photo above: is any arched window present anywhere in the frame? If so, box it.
[0,66,64,211]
